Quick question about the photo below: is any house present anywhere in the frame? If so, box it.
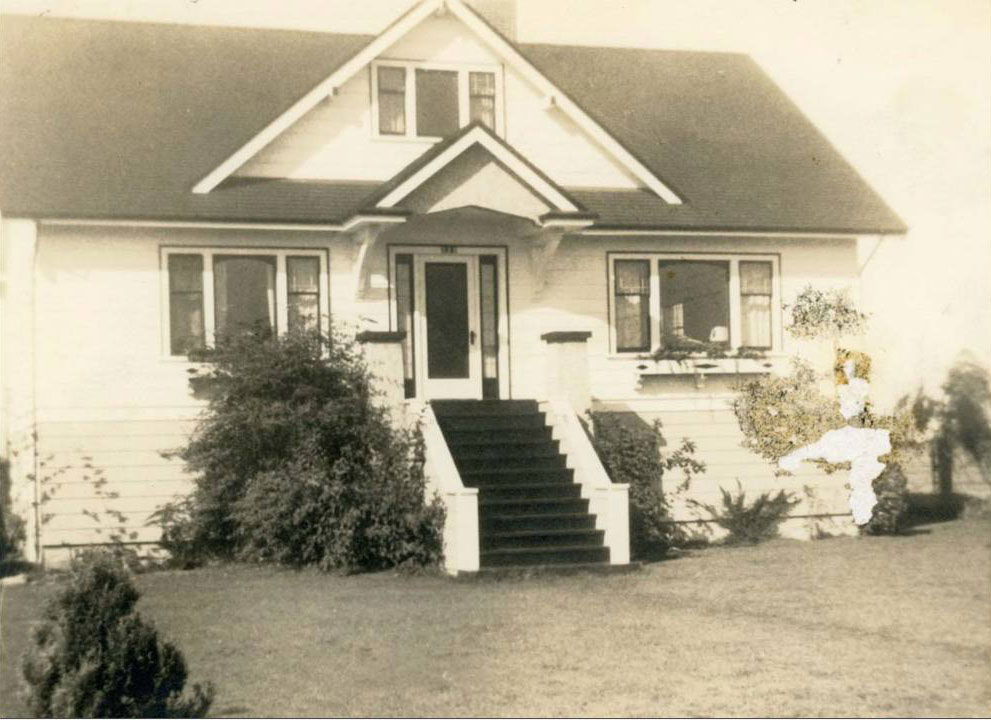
[0,0,906,572]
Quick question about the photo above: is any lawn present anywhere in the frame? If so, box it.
[2,517,989,717]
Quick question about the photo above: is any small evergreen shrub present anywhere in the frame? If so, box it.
[691,483,800,545]
[21,551,213,718]
[863,463,909,535]
[588,412,705,558]
[152,328,444,573]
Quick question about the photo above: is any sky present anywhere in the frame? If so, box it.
[2,0,990,405]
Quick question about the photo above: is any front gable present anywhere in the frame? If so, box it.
[215,0,679,201]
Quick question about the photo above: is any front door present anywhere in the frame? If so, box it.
[415,255,483,399]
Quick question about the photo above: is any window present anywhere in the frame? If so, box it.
[469,72,496,130]
[609,254,779,355]
[613,260,651,352]
[740,261,773,348]
[395,254,416,398]
[415,69,459,138]
[658,260,730,346]
[377,66,406,135]
[287,256,321,332]
[373,61,501,139]
[162,248,328,357]
[167,254,204,355]
[214,255,277,337]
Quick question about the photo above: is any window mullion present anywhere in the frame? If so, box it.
[649,259,661,352]
[203,250,216,346]
[728,259,742,350]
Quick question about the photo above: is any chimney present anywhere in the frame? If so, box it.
[463,0,517,42]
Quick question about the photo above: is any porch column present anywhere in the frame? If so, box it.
[356,331,406,414]
[540,331,592,415]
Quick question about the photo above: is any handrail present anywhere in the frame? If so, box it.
[541,400,631,565]
[409,401,480,574]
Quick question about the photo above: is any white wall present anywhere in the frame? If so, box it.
[26,225,344,553]
[15,220,867,552]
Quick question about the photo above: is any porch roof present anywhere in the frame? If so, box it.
[0,14,906,235]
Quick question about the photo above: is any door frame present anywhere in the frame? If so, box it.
[415,254,481,399]
[388,244,510,400]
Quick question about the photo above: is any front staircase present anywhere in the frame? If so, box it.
[432,399,611,570]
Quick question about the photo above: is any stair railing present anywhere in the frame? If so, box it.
[409,401,480,574]
[541,400,631,565]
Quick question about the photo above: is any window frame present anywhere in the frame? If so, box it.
[607,252,782,356]
[370,59,504,141]
[160,246,330,359]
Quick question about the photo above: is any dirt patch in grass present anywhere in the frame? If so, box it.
[2,518,989,716]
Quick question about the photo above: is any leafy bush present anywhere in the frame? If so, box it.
[588,412,705,558]
[734,358,847,471]
[734,358,915,534]
[1,457,27,564]
[786,285,868,339]
[152,328,444,573]
[691,483,800,545]
[21,551,213,718]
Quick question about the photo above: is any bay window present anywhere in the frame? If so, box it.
[161,248,329,357]
[608,253,779,355]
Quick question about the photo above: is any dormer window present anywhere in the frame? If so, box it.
[373,61,501,139]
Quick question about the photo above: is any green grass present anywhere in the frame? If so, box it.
[2,518,989,717]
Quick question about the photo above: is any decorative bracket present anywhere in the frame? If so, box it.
[350,222,393,300]
[528,229,565,296]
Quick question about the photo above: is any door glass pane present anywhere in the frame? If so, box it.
[395,255,416,397]
[416,69,459,138]
[425,262,469,379]
[658,260,730,345]
[167,254,204,355]
[479,256,499,398]
[213,255,277,337]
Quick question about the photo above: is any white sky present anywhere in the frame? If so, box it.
[3,0,990,404]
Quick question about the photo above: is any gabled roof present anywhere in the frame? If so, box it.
[0,13,906,234]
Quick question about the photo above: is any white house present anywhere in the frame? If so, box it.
[0,0,906,571]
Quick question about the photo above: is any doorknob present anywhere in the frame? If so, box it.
[470,330,476,345]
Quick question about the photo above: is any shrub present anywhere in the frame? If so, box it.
[734,358,914,534]
[1,457,27,564]
[786,285,868,339]
[588,412,705,558]
[21,551,213,718]
[153,328,444,573]
[863,463,909,535]
[691,483,800,545]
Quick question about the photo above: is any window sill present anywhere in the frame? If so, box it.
[608,353,785,376]
[372,134,440,144]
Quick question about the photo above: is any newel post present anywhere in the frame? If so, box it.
[540,331,593,415]
[356,331,406,413]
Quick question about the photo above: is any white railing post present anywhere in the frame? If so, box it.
[409,401,480,575]
[540,400,630,566]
